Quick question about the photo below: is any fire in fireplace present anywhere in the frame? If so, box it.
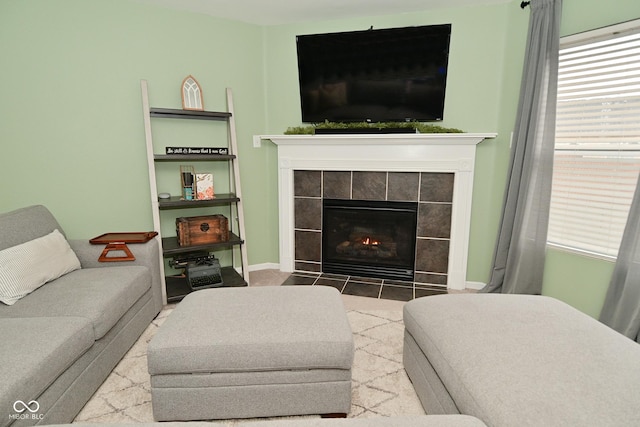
[322,198,418,281]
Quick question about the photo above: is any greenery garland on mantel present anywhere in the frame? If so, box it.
[284,121,464,135]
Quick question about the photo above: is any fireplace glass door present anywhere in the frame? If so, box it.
[322,198,418,281]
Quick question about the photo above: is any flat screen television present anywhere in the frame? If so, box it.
[296,24,452,123]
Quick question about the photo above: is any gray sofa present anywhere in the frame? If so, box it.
[0,205,163,426]
[403,293,640,427]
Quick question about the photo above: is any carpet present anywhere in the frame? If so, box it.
[74,308,425,424]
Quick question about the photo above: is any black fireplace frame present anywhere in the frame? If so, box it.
[322,198,418,281]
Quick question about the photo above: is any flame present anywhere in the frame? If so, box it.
[362,237,380,246]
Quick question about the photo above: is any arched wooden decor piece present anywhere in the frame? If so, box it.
[181,75,204,111]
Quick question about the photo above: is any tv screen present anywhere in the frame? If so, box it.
[296,24,452,123]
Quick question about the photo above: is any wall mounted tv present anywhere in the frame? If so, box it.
[296,24,452,123]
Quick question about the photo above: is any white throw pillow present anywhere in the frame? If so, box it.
[0,229,81,305]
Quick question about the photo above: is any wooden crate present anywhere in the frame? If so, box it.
[176,215,229,246]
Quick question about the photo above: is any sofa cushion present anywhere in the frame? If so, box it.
[60,415,489,427]
[403,294,640,427]
[0,205,64,251]
[242,415,489,427]
[0,229,81,305]
[0,317,94,421]
[0,266,151,340]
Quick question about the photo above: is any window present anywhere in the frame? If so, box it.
[548,20,640,258]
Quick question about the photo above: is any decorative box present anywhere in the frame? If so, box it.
[176,215,229,246]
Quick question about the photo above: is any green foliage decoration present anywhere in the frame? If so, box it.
[284,121,464,135]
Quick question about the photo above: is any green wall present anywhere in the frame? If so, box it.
[2,0,639,317]
[543,248,615,318]
[262,2,530,282]
[0,0,277,266]
[0,0,528,276]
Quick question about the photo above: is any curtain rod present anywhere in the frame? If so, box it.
[521,1,530,8]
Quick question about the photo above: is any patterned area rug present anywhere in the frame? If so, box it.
[74,308,425,424]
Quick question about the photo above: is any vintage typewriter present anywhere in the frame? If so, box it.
[170,252,224,290]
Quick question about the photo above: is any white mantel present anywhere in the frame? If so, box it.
[267,133,496,290]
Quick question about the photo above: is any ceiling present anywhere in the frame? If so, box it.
[137,0,514,26]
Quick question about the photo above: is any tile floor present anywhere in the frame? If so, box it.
[282,272,447,302]
[248,269,453,311]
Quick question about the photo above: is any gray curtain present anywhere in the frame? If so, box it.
[482,0,562,294]
[600,172,640,343]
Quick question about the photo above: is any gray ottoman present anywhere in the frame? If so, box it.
[403,294,640,427]
[147,285,354,421]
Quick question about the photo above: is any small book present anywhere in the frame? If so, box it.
[196,173,215,200]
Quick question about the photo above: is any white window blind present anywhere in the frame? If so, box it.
[548,22,640,258]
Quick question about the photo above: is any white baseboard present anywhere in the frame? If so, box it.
[248,262,281,272]
[465,281,486,291]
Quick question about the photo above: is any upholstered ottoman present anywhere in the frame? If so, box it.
[403,294,640,427]
[147,285,354,421]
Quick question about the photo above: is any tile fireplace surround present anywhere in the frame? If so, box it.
[267,133,496,291]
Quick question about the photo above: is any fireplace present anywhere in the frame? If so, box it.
[267,132,496,290]
[322,199,418,281]
[293,170,453,285]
